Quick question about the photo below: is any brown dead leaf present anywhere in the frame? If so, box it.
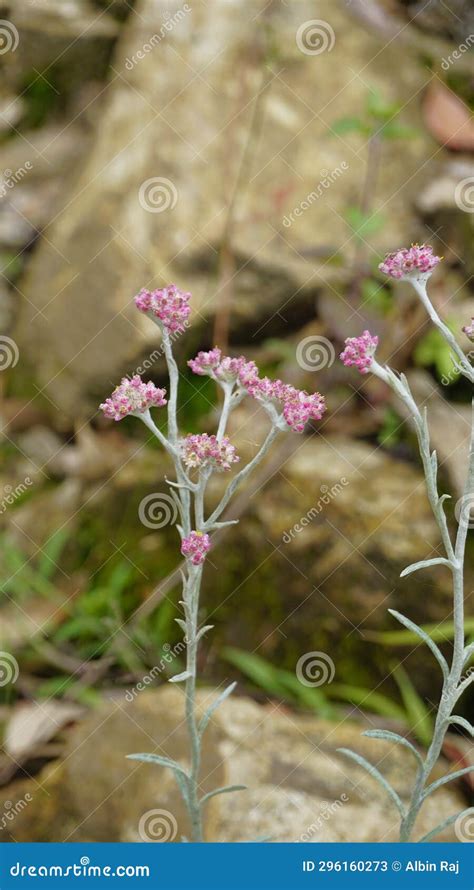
[423,81,474,151]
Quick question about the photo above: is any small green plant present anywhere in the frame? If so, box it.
[332,88,418,306]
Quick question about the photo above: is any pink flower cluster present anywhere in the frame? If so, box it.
[188,347,258,387]
[181,531,211,565]
[340,331,378,374]
[181,433,239,471]
[100,375,167,421]
[463,318,474,342]
[248,379,326,432]
[378,244,441,280]
[188,348,326,433]
[135,284,191,333]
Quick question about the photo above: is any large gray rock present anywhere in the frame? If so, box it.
[0,687,466,842]
[1,1,119,93]
[15,0,436,416]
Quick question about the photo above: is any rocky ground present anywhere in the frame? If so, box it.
[0,687,467,842]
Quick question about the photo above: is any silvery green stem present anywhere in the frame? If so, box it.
[183,563,205,842]
[216,382,234,441]
[203,424,280,530]
[140,332,285,839]
[372,360,455,564]
[370,355,474,842]
[161,328,193,535]
[139,410,179,461]
[410,278,474,384]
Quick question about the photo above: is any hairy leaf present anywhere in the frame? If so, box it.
[169,670,192,683]
[337,748,405,817]
[201,784,247,805]
[126,753,189,780]
[400,558,451,578]
[196,624,214,643]
[446,716,473,737]
[417,808,472,843]
[198,682,237,735]
[423,765,474,800]
[388,610,448,679]
[362,730,423,768]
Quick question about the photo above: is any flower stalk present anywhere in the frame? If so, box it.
[100,285,325,841]
[340,245,474,842]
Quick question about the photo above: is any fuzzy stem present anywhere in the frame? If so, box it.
[182,564,204,841]
[410,278,474,383]
[203,424,280,530]
[370,360,474,842]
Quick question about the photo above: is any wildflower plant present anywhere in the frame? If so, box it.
[340,245,474,842]
[100,286,326,842]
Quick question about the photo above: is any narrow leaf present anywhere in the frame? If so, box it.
[174,618,187,633]
[362,730,423,768]
[400,558,451,578]
[337,748,405,817]
[169,670,192,683]
[423,765,474,800]
[388,609,448,679]
[196,625,214,643]
[446,716,473,736]
[417,808,472,843]
[198,682,236,735]
[438,493,451,507]
[464,642,474,664]
[126,753,189,779]
[201,784,247,805]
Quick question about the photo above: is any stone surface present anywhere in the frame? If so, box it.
[0,687,466,843]
[200,424,460,697]
[1,1,119,94]
[15,0,437,415]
